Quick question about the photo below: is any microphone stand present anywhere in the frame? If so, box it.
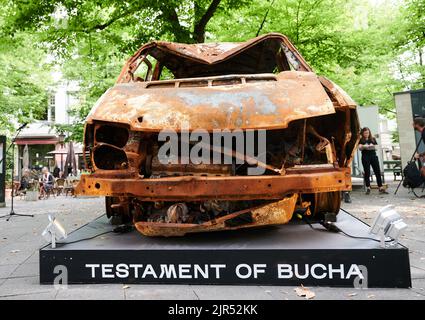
[0,125,34,220]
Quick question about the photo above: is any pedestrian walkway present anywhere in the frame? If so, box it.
[0,182,424,300]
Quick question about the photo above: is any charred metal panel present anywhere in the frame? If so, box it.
[75,168,351,200]
[87,72,335,131]
[134,195,298,237]
[116,33,312,82]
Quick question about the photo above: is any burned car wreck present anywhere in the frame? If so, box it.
[75,33,360,237]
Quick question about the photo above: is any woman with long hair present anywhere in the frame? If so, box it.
[359,127,388,195]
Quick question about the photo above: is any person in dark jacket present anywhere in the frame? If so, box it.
[413,117,425,160]
[18,169,31,193]
[53,166,60,178]
[413,117,425,178]
[359,127,388,195]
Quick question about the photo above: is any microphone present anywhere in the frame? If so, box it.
[17,123,28,130]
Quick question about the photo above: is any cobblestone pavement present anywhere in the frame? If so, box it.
[0,179,424,300]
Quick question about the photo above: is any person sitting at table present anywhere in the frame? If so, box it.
[39,167,54,199]
[18,169,31,194]
[53,166,60,178]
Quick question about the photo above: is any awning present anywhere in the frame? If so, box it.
[15,138,58,145]
[48,148,83,155]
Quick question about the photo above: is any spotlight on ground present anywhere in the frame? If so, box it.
[42,215,67,248]
[370,205,407,248]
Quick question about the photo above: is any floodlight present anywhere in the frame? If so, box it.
[386,220,408,240]
[369,205,407,247]
[42,215,67,248]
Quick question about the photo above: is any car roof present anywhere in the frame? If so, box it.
[117,33,312,81]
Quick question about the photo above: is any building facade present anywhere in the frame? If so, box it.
[394,88,425,169]
[14,81,83,178]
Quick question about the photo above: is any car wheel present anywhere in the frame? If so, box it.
[313,191,342,215]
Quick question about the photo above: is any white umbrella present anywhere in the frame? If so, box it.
[64,142,77,177]
[23,144,29,169]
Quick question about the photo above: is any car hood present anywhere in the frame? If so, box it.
[86,71,335,131]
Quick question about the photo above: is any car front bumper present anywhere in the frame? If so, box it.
[75,166,351,201]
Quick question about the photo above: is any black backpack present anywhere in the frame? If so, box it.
[395,136,425,195]
[403,161,424,188]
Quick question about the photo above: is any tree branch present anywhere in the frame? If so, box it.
[159,4,192,42]
[89,5,141,32]
[91,16,122,31]
[193,0,222,43]
[256,0,275,37]
[295,0,303,43]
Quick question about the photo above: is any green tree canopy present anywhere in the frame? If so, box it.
[1,0,424,140]
[0,26,52,134]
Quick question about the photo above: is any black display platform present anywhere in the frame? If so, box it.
[39,210,411,287]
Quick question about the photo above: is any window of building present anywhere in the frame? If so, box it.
[48,94,56,122]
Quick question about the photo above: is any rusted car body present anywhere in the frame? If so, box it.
[75,33,360,236]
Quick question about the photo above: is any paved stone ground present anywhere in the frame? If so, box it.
[0,177,424,300]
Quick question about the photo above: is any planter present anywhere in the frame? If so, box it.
[25,190,39,201]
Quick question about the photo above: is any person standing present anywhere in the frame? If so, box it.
[359,127,388,195]
[413,117,425,159]
[413,117,425,177]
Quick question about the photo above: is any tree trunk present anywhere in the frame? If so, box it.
[193,0,222,43]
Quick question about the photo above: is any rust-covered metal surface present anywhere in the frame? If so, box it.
[134,195,298,237]
[75,167,351,200]
[76,33,360,237]
[116,33,313,82]
[87,72,335,131]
